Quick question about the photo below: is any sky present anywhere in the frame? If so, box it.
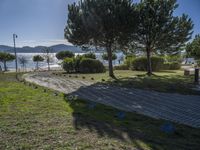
[0,0,200,47]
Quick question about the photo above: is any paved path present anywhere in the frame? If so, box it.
[24,72,200,128]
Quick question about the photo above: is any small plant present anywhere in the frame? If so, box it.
[82,76,85,79]
[91,77,94,80]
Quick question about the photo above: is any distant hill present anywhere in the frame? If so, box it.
[0,44,83,53]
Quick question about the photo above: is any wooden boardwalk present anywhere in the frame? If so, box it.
[24,72,200,128]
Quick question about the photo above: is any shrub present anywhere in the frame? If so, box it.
[82,53,96,59]
[62,58,74,73]
[125,55,135,68]
[56,51,74,60]
[196,60,200,66]
[114,64,129,70]
[102,53,117,60]
[131,56,164,71]
[73,55,84,72]
[163,62,181,70]
[79,58,105,73]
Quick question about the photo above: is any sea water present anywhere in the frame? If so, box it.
[0,52,124,71]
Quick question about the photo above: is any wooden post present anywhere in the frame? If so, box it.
[194,68,199,84]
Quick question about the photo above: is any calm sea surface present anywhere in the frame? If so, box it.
[1,52,124,71]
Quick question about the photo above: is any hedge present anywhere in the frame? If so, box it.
[131,56,164,71]
[82,53,96,59]
[79,58,105,73]
[163,62,181,70]
[114,64,129,70]
[62,58,74,73]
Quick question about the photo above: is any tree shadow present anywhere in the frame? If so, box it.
[63,83,200,150]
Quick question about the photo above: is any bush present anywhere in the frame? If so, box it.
[196,60,200,66]
[102,53,117,60]
[82,53,96,59]
[125,54,135,68]
[114,64,129,70]
[56,51,74,60]
[73,55,84,72]
[79,58,105,73]
[62,58,74,73]
[163,62,181,70]
[131,56,164,71]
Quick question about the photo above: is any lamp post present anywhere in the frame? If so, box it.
[13,34,18,72]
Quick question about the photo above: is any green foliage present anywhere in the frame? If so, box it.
[136,0,193,54]
[0,52,15,62]
[73,55,83,72]
[62,58,74,73]
[134,0,193,75]
[56,51,74,60]
[196,60,200,66]
[33,55,44,62]
[102,53,117,61]
[114,64,129,70]
[65,0,138,77]
[186,34,200,59]
[131,56,164,71]
[79,58,105,73]
[125,54,136,68]
[163,62,181,70]
[164,54,183,63]
[82,53,96,59]
[0,52,15,71]
[33,55,44,70]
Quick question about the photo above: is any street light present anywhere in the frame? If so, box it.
[13,34,18,72]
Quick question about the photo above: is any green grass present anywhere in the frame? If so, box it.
[0,73,200,149]
[55,70,198,95]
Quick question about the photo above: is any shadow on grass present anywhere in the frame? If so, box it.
[107,74,199,95]
[64,83,200,150]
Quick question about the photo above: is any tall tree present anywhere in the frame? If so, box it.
[33,55,44,70]
[133,0,193,75]
[186,34,200,60]
[0,52,15,71]
[65,0,138,78]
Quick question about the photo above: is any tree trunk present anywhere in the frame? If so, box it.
[107,45,115,78]
[146,48,152,76]
[3,61,7,71]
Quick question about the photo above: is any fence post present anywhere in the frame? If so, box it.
[194,68,199,84]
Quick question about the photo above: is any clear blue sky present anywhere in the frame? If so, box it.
[0,0,199,47]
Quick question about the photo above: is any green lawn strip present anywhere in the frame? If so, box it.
[0,73,200,150]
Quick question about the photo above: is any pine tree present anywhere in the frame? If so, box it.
[65,0,138,78]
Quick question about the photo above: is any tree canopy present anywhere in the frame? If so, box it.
[0,52,15,71]
[33,55,44,70]
[33,55,44,62]
[133,0,193,75]
[186,34,200,59]
[56,51,74,60]
[65,0,138,77]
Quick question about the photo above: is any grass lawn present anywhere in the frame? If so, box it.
[0,73,200,150]
[55,70,198,95]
